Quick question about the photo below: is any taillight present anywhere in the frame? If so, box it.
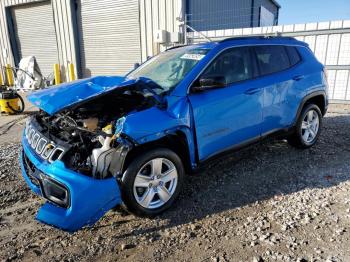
[322,68,329,97]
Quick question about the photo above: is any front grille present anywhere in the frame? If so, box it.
[24,153,36,173]
[22,150,70,208]
[25,119,66,163]
[22,150,40,186]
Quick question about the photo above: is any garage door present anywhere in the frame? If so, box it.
[77,0,141,77]
[10,1,58,77]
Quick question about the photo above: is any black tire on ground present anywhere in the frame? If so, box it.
[288,103,323,149]
[120,148,185,217]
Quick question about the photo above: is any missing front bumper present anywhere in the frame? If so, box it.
[22,151,70,208]
[20,135,122,232]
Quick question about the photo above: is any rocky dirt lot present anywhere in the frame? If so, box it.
[0,104,350,262]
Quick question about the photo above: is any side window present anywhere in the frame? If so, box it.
[255,45,290,76]
[202,47,253,85]
[286,46,302,66]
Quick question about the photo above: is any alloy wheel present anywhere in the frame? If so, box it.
[301,109,320,144]
[133,158,178,209]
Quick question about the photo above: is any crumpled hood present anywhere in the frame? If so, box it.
[28,76,136,115]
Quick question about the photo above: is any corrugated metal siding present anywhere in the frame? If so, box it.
[186,0,252,31]
[3,0,44,7]
[10,1,58,76]
[0,0,184,81]
[0,0,77,82]
[52,0,78,81]
[0,1,13,81]
[77,0,141,77]
[140,0,183,60]
[253,0,278,27]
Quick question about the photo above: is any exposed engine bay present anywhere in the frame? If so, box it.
[34,86,157,179]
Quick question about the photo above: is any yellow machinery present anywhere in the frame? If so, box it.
[0,88,25,115]
[1,65,24,115]
[0,62,75,114]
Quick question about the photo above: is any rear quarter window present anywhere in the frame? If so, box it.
[286,46,302,66]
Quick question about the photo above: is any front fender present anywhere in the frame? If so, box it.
[122,97,198,169]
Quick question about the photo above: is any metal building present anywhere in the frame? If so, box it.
[186,0,280,31]
[0,0,279,82]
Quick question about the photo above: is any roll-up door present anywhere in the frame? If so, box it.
[77,0,141,77]
[10,1,58,77]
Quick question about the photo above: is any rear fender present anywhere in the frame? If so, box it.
[293,90,327,126]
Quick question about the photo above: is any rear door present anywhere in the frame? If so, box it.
[189,47,263,161]
[253,45,301,134]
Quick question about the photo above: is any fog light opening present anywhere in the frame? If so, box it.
[41,176,70,208]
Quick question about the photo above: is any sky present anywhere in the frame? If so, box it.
[277,0,350,25]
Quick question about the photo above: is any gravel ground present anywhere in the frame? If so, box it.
[0,105,350,262]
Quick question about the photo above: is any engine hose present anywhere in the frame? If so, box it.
[7,93,25,114]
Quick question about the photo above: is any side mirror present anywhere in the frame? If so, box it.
[134,63,140,70]
[192,75,226,92]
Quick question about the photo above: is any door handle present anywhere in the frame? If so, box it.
[293,75,305,81]
[245,88,261,95]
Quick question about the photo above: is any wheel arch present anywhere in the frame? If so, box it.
[294,91,327,126]
[123,131,194,175]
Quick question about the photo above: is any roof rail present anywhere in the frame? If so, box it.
[219,35,296,43]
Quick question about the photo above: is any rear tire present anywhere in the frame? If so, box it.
[120,148,184,217]
[288,103,322,149]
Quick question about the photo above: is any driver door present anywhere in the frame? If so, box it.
[188,47,264,161]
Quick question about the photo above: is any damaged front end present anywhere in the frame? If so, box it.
[20,76,162,231]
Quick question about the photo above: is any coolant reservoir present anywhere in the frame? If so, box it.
[91,124,115,178]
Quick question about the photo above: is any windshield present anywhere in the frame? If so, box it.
[127,47,210,95]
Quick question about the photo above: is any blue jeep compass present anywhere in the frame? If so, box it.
[21,36,328,231]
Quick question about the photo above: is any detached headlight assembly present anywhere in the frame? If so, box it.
[114,117,126,137]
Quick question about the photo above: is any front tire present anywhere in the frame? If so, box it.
[288,103,322,149]
[120,148,184,217]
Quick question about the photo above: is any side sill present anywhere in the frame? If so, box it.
[192,127,293,174]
